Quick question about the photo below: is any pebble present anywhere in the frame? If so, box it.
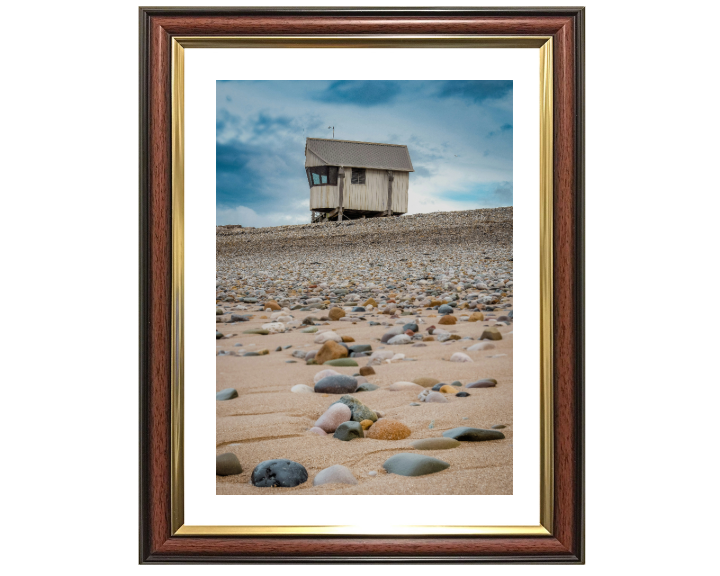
[314,331,342,344]
[442,427,506,441]
[291,384,314,394]
[314,374,358,394]
[456,392,470,397]
[308,427,327,435]
[449,352,473,363]
[467,379,498,388]
[315,340,349,364]
[388,334,412,345]
[301,326,318,333]
[251,459,309,487]
[331,395,378,422]
[359,366,376,376]
[382,453,450,477]
[314,403,352,433]
[243,328,269,335]
[438,315,457,325]
[360,419,374,430]
[468,312,485,322]
[438,304,454,315]
[368,471,377,477]
[313,464,358,486]
[467,342,495,351]
[216,388,238,401]
[409,402,421,406]
[216,453,243,476]
[313,369,340,383]
[419,390,448,403]
[366,419,412,440]
[348,344,372,353]
[230,314,253,322]
[480,327,503,341]
[333,421,364,441]
[216,331,224,339]
[410,438,461,450]
[439,385,460,393]
[412,377,440,388]
[356,383,379,392]
[324,358,359,367]
[492,424,507,429]
[389,381,424,392]
[328,307,346,321]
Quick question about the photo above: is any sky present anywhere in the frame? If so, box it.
[216,80,512,227]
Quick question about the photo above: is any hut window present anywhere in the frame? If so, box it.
[351,168,366,185]
[306,166,338,187]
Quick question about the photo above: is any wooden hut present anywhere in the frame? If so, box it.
[305,137,413,222]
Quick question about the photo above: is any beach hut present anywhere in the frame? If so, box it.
[305,137,414,222]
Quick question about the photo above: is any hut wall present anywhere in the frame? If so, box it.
[306,154,410,213]
[342,168,409,213]
[309,185,340,209]
[391,171,409,213]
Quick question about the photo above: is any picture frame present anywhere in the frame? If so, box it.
[139,6,585,563]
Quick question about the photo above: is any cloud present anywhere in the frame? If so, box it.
[437,80,512,104]
[488,123,513,137]
[217,204,309,227]
[312,80,403,107]
[492,181,513,205]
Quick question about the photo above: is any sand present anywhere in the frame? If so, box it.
[216,309,512,495]
[216,208,513,494]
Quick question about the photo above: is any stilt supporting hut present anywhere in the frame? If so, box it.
[305,138,414,222]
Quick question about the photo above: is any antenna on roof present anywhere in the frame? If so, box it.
[328,126,334,138]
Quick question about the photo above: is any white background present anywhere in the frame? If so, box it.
[2,0,719,573]
[185,47,539,526]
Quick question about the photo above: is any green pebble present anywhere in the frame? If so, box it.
[324,358,359,367]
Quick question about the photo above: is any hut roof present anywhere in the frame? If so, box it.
[305,138,414,172]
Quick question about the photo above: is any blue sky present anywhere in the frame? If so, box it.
[217,80,512,227]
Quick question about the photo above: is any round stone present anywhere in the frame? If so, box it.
[251,459,308,487]
[328,307,346,321]
[382,453,450,477]
[450,352,473,363]
[467,379,498,388]
[366,419,411,440]
[438,315,457,325]
[216,388,238,401]
[442,427,506,441]
[333,421,364,441]
[291,384,314,394]
[216,453,243,476]
[412,377,440,388]
[313,464,358,486]
[331,395,378,422]
[314,403,352,433]
[314,374,358,394]
[410,438,461,450]
[456,392,471,397]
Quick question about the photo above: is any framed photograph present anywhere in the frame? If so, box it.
[139,6,584,563]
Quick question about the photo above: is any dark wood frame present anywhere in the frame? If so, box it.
[140,6,584,564]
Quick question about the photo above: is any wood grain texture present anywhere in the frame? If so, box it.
[139,7,584,564]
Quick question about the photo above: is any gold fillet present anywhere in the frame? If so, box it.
[170,38,185,534]
[169,35,554,538]
[538,37,555,535]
